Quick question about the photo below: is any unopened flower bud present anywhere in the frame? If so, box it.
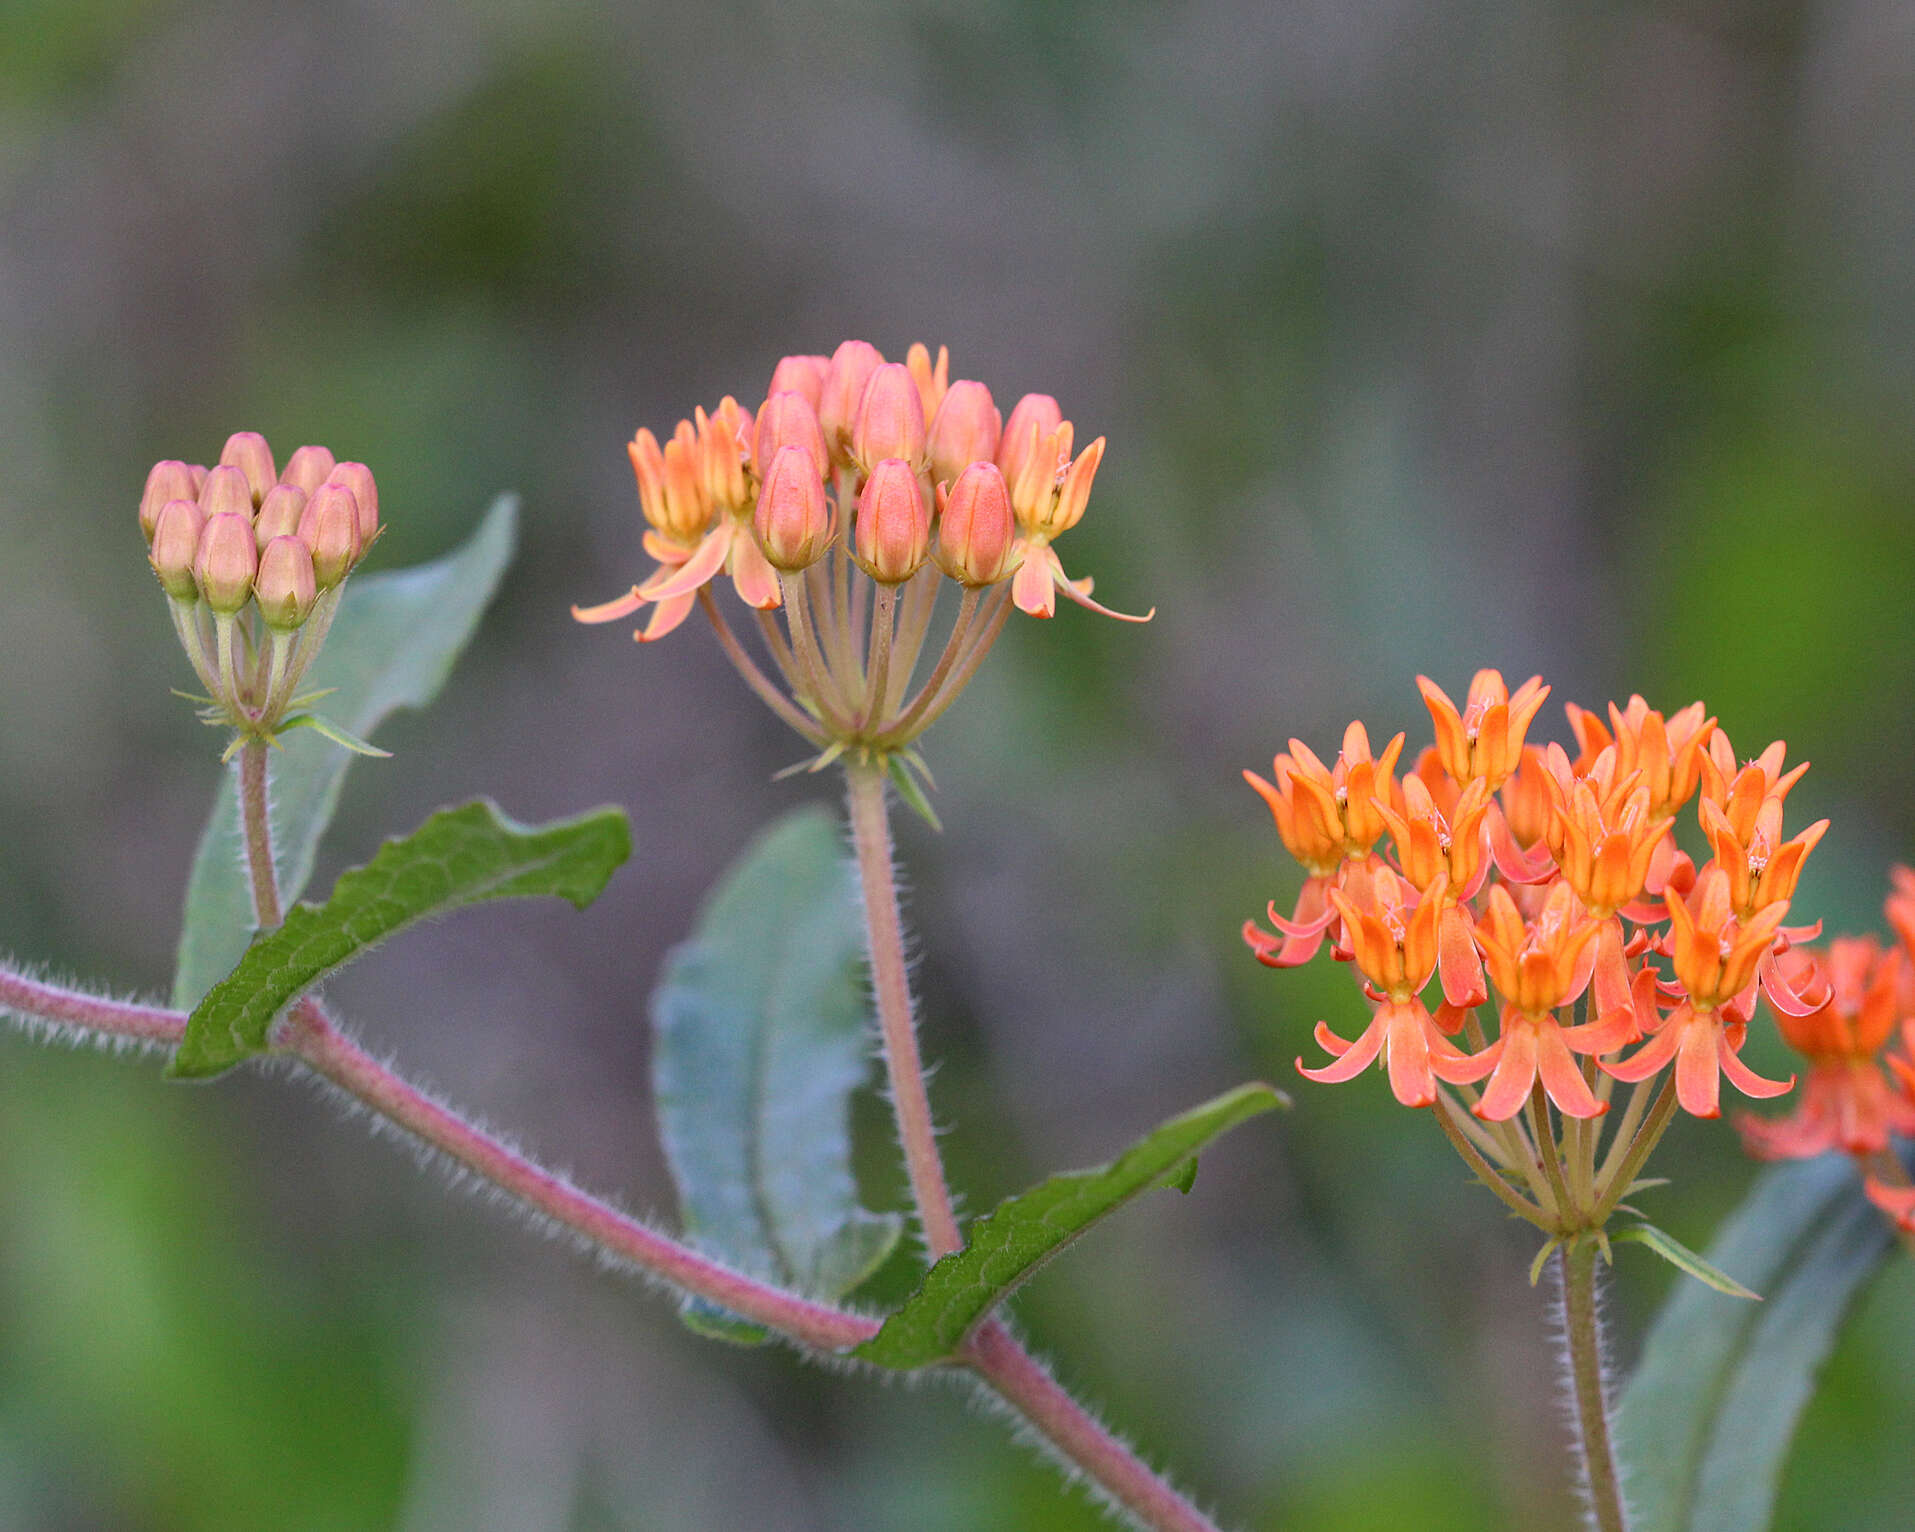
[195,512,258,613]
[905,342,949,421]
[326,461,380,544]
[818,340,884,462]
[149,499,205,599]
[753,391,829,478]
[853,459,931,583]
[767,354,829,410]
[298,483,363,588]
[926,380,1002,487]
[754,445,833,571]
[198,463,255,523]
[934,463,1016,586]
[851,363,928,471]
[996,393,1064,488]
[218,431,276,506]
[139,460,199,542]
[280,444,337,495]
[256,535,318,630]
[254,484,307,549]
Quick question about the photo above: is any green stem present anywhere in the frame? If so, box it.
[1529,1084,1574,1226]
[238,740,283,930]
[1560,1239,1630,1532]
[1589,1077,1677,1228]
[1434,1093,1552,1231]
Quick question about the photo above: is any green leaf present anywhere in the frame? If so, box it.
[172,496,517,1008]
[1617,1154,1898,1532]
[1615,1220,1761,1302]
[651,809,903,1345]
[169,799,629,1079]
[854,1081,1287,1369]
[885,753,942,832]
[277,713,393,758]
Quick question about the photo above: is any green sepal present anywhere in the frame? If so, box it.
[1615,1221,1761,1301]
[277,712,394,758]
[885,752,942,832]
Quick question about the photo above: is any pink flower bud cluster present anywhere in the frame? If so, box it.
[141,432,380,629]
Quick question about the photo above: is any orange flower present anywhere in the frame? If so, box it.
[1298,863,1471,1108]
[999,413,1151,622]
[1376,771,1492,1006]
[1417,670,1548,790]
[1541,745,1673,918]
[574,400,781,641]
[1864,1177,1915,1233]
[1565,697,1715,818]
[1605,868,1795,1117]
[1737,941,1915,1159]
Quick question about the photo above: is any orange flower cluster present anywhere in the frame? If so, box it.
[1738,872,1915,1231]
[1245,672,1828,1120]
[573,340,1149,643]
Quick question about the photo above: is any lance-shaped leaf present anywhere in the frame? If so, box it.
[652,809,902,1345]
[170,800,630,1079]
[854,1081,1286,1369]
[173,495,517,1007]
[1614,1220,1760,1301]
[1617,1154,1899,1532]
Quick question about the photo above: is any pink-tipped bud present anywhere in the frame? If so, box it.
[752,391,830,478]
[934,463,1017,587]
[195,512,258,613]
[996,394,1064,488]
[139,460,199,542]
[149,499,205,600]
[218,431,276,506]
[189,464,208,494]
[853,459,931,583]
[753,445,833,571]
[817,340,884,463]
[905,342,950,421]
[256,535,318,630]
[280,444,337,495]
[297,483,363,588]
[254,484,308,549]
[926,380,1002,487]
[326,461,380,544]
[766,354,830,410]
[198,463,255,523]
[851,363,928,472]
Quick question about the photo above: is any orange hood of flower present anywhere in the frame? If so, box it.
[1245,721,1404,876]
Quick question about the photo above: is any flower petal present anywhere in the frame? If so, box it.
[571,587,647,624]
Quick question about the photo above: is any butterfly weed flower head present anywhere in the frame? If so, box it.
[573,341,1152,796]
[141,433,385,759]
[1243,673,1831,1248]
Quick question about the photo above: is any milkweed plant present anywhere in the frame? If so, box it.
[1,340,1909,1532]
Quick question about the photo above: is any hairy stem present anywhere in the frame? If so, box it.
[0,967,187,1045]
[964,1319,1225,1532]
[844,761,963,1257]
[239,740,283,930]
[1559,1240,1629,1532]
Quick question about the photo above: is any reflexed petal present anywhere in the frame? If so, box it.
[1536,1028,1607,1118]
[640,524,732,602]
[1438,902,1487,1008]
[634,590,698,644]
[571,587,646,624]
[1675,1018,1723,1118]
[1012,544,1059,617]
[1298,1013,1385,1084]
[1475,1025,1539,1121]
[1716,1030,1794,1101]
[728,528,783,609]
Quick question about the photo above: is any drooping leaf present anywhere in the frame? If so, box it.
[652,808,903,1345]
[854,1081,1286,1369]
[1617,1154,1898,1532]
[172,496,517,1007]
[1614,1220,1760,1301]
[169,800,629,1079]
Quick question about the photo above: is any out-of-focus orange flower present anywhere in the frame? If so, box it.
[1864,1177,1915,1232]
[1417,670,1548,791]
[1738,941,1915,1159]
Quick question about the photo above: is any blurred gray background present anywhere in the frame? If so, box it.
[3,1,1914,1527]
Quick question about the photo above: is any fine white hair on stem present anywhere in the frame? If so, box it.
[1548,1252,1633,1531]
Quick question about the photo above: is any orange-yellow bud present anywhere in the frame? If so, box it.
[853,459,930,583]
[148,499,204,599]
[696,398,752,513]
[298,483,362,588]
[851,362,927,472]
[279,444,337,495]
[996,393,1063,487]
[218,431,276,506]
[753,444,833,571]
[195,511,258,613]
[818,340,884,462]
[198,463,255,523]
[767,354,830,410]
[905,342,949,420]
[256,535,318,630]
[327,462,380,544]
[926,380,1002,487]
[753,391,830,479]
[934,462,1016,586]
[140,460,198,542]
[254,484,307,549]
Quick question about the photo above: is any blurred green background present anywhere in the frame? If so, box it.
[3,1,1913,1527]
